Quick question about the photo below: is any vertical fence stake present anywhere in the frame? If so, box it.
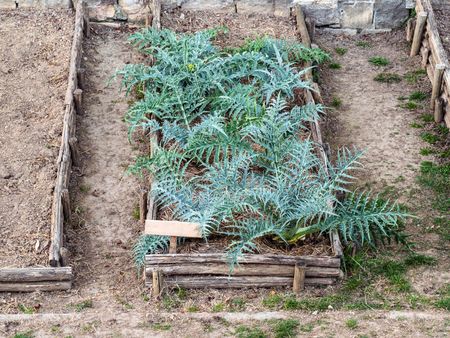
[431,64,446,109]
[293,263,306,293]
[69,137,80,167]
[169,236,177,254]
[73,89,83,114]
[139,189,148,225]
[152,269,162,297]
[410,12,428,56]
[434,97,444,123]
[61,189,71,222]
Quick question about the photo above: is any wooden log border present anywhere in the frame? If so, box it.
[49,0,89,267]
[408,0,450,126]
[0,267,73,292]
[141,7,343,293]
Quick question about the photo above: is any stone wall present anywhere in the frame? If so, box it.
[0,0,414,30]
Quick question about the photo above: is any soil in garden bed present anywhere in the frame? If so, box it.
[433,5,450,58]
[0,9,74,267]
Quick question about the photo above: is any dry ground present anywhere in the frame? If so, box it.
[434,5,450,57]
[0,12,448,338]
[0,9,73,267]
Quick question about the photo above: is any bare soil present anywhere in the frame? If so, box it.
[434,6,450,57]
[0,9,73,267]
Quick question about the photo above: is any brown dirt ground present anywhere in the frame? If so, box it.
[0,12,448,338]
[0,9,73,267]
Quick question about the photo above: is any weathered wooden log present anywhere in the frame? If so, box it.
[0,281,72,292]
[305,17,315,43]
[69,137,80,167]
[77,68,86,90]
[431,64,446,109]
[169,236,177,254]
[411,12,428,56]
[0,267,72,282]
[145,253,340,268]
[420,46,430,68]
[82,2,90,38]
[293,263,306,293]
[61,189,71,222]
[145,264,340,278]
[152,0,161,30]
[145,14,153,27]
[154,276,334,289]
[295,4,311,47]
[434,97,444,123]
[139,189,148,225]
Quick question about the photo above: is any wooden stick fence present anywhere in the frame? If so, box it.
[407,0,450,126]
[142,4,343,296]
[0,268,72,292]
[49,0,89,268]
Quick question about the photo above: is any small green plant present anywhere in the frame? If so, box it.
[404,69,427,83]
[374,73,401,83]
[409,91,428,101]
[420,114,434,123]
[369,56,390,66]
[331,97,342,108]
[79,184,90,193]
[18,304,34,314]
[187,304,200,312]
[418,161,450,212]
[356,41,371,48]
[329,62,342,69]
[152,323,172,331]
[132,205,140,220]
[401,101,418,110]
[262,294,283,309]
[13,332,34,338]
[230,297,246,311]
[437,125,449,135]
[74,299,93,312]
[419,148,434,156]
[212,302,225,312]
[435,285,450,311]
[345,318,358,329]
[335,47,348,55]
[235,325,267,338]
[271,319,299,338]
[410,122,423,129]
[404,253,437,267]
[421,132,440,144]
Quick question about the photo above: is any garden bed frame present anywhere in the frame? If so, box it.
[0,0,89,292]
[143,2,343,295]
[406,0,450,127]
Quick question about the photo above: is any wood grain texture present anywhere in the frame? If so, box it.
[0,267,72,282]
[145,220,203,238]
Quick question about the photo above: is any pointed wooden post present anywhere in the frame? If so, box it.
[410,12,428,56]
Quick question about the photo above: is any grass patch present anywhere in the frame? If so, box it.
[374,72,401,83]
[419,148,434,156]
[356,41,371,48]
[187,305,200,312]
[404,253,437,267]
[437,125,449,135]
[271,319,299,338]
[212,302,225,312]
[235,325,267,338]
[345,318,358,329]
[435,285,450,311]
[409,91,428,101]
[329,62,342,69]
[79,184,90,193]
[369,56,390,66]
[230,297,246,311]
[262,294,283,309]
[18,304,34,314]
[421,132,440,144]
[440,149,450,159]
[74,299,93,312]
[335,47,348,55]
[152,323,172,331]
[132,205,140,220]
[13,332,34,338]
[410,122,423,129]
[420,114,434,123]
[331,97,342,108]
[417,161,450,212]
[401,101,419,110]
[404,69,427,83]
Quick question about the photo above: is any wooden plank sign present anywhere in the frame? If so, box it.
[144,220,202,238]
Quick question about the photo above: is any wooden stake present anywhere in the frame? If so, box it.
[295,4,311,48]
[145,14,153,27]
[73,89,83,114]
[69,137,80,167]
[61,189,71,222]
[420,47,430,68]
[77,68,86,90]
[431,64,446,109]
[293,263,306,293]
[60,247,70,266]
[434,97,444,123]
[169,236,177,254]
[410,12,428,56]
[152,269,161,297]
[152,0,161,30]
[406,18,416,42]
[83,2,90,38]
[139,189,148,225]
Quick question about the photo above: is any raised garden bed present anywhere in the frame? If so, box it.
[406,0,450,127]
[0,1,89,292]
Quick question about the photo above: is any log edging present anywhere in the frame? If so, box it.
[408,0,450,126]
[0,267,73,292]
[49,0,89,267]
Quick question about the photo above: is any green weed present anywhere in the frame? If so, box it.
[418,161,450,211]
[329,62,342,69]
[421,132,440,144]
[187,305,199,312]
[74,299,93,312]
[271,319,299,338]
[437,125,449,135]
[421,114,434,123]
[345,318,358,329]
[410,122,423,129]
[404,69,427,83]
[79,184,90,193]
[401,101,419,110]
[419,148,434,156]
[235,325,267,338]
[335,47,348,55]
[13,332,34,338]
[374,73,402,83]
[132,205,140,220]
[369,56,390,66]
[331,97,342,108]
[356,41,371,48]
[230,297,246,311]
[212,303,225,312]
[404,253,437,267]
[18,304,34,314]
[262,294,283,309]
[409,91,428,101]
[152,323,172,331]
